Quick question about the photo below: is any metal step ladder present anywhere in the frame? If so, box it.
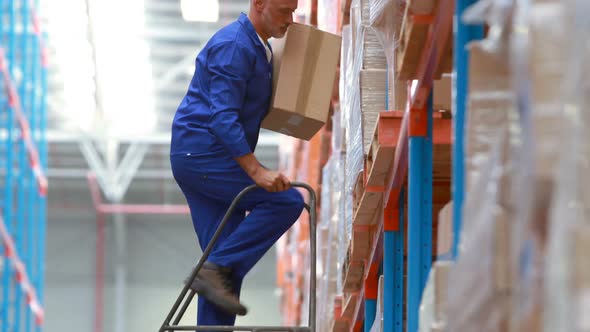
[159,182,317,332]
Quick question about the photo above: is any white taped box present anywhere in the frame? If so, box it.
[360,69,388,154]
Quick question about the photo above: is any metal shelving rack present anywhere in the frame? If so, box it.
[344,0,479,331]
[281,0,487,330]
[345,1,454,331]
[0,0,48,331]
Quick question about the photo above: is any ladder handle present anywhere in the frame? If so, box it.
[160,182,317,332]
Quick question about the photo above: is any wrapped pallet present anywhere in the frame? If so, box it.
[419,262,451,332]
[360,69,388,154]
[544,1,590,331]
[354,0,389,154]
[508,0,568,330]
[362,28,387,70]
[316,158,333,330]
[447,2,516,330]
[369,0,407,111]
[345,0,365,250]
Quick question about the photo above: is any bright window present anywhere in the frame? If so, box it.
[180,0,220,23]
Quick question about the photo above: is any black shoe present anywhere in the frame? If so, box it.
[185,262,248,316]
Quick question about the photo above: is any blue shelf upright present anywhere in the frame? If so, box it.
[0,1,48,331]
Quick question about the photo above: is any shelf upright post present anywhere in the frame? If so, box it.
[2,2,18,330]
[383,187,404,332]
[15,2,33,329]
[26,7,38,330]
[406,93,433,332]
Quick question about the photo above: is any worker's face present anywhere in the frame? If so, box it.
[258,0,297,38]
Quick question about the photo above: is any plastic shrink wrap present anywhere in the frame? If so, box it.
[507,0,568,330]
[447,1,516,331]
[419,261,451,331]
[544,1,590,332]
[316,158,333,330]
[316,110,347,330]
[368,0,407,112]
[369,276,385,332]
[337,24,351,296]
[342,0,364,278]
[347,0,389,155]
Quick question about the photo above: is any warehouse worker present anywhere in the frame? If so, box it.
[169,0,302,327]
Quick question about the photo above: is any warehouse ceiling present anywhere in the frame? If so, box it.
[41,0,280,202]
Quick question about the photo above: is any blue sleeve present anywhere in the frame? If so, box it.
[207,42,253,158]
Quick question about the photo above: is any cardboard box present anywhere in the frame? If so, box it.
[433,74,452,111]
[388,75,407,111]
[263,23,341,140]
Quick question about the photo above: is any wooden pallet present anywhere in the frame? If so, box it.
[396,8,433,80]
[342,243,364,292]
[366,112,404,187]
[436,28,454,76]
[350,224,372,262]
[342,292,359,321]
[330,319,349,332]
[331,296,350,332]
[396,0,453,80]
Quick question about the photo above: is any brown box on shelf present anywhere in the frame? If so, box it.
[388,74,407,112]
[263,23,341,140]
[433,74,452,111]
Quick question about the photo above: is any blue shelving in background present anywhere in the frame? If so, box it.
[0,0,48,331]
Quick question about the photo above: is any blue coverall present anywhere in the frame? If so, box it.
[170,13,304,326]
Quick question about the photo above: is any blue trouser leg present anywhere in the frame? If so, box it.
[179,187,246,327]
[171,155,305,325]
[197,276,243,327]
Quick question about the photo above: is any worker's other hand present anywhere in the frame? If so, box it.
[251,168,291,192]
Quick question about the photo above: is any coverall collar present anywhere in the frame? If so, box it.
[238,13,273,56]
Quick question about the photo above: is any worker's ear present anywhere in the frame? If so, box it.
[253,0,265,11]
